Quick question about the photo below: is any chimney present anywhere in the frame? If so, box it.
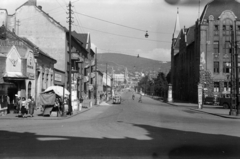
[28,0,37,6]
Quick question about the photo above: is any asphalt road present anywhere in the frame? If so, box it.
[1,91,240,159]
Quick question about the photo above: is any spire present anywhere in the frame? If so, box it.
[173,7,181,39]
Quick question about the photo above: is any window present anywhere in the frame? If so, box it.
[214,41,219,53]
[230,25,233,31]
[224,82,231,92]
[225,41,232,53]
[237,25,240,31]
[214,82,220,92]
[214,25,219,31]
[223,62,231,73]
[214,61,219,73]
[223,25,226,30]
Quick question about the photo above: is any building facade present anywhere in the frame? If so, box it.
[0,26,56,108]
[171,0,240,103]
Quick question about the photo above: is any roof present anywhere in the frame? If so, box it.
[71,31,88,48]
[16,2,68,32]
[200,0,240,22]
[186,25,195,45]
[173,8,181,39]
[21,37,57,63]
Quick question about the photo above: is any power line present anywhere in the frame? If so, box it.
[72,24,171,43]
[74,11,171,35]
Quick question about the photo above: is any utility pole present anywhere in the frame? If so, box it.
[106,63,108,101]
[67,1,73,115]
[235,21,240,115]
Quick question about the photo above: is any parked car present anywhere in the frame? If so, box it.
[204,97,215,105]
[113,95,121,104]
[218,94,231,109]
[204,94,231,109]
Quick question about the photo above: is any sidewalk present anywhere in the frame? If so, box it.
[0,99,100,120]
[145,95,240,119]
[167,102,240,119]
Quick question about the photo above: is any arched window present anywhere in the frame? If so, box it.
[28,81,32,98]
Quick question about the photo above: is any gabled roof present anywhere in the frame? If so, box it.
[16,1,68,32]
[21,37,57,63]
[0,25,56,62]
[200,0,240,22]
[72,31,88,48]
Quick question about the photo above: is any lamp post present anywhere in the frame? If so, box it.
[229,25,239,116]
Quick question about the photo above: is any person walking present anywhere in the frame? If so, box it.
[132,94,135,100]
[138,93,142,103]
[20,97,28,117]
[28,96,35,117]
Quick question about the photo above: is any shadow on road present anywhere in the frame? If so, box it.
[0,124,240,159]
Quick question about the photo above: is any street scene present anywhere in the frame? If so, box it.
[1,0,240,158]
[1,90,240,159]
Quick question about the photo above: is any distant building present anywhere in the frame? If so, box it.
[171,0,240,103]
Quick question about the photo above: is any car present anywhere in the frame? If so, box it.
[113,95,121,104]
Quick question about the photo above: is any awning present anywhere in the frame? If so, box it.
[3,72,28,80]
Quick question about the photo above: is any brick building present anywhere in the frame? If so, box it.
[171,0,240,103]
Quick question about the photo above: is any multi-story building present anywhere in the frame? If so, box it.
[171,0,240,103]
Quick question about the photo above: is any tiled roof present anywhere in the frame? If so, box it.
[200,0,240,22]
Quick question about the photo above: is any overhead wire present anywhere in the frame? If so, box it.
[72,24,171,43]
[74,11,172,35]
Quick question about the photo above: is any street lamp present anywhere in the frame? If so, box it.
[145,31,149,38]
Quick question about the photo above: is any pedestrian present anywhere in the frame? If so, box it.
[28,96,35,117]
[20,97,28,117]
[132,94,135,100]
[138,94,142,103]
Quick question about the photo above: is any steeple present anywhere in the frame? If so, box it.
[173,7,181,39]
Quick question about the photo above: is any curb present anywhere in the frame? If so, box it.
[189,108,240,119]
[0,107,93,121]
[166,102,240,119]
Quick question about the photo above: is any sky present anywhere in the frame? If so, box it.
[1,0,213,61]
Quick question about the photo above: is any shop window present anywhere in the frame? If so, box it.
[214,61,219,73]
[214,82,220,92]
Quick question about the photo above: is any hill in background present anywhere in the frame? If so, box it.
[97,53,171,77]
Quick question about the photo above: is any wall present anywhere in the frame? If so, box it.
[15,5,67,80]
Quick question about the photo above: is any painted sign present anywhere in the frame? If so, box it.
[55,73,62,82]
[26,51,35,80]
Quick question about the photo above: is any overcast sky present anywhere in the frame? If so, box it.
[1,0,213,61]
